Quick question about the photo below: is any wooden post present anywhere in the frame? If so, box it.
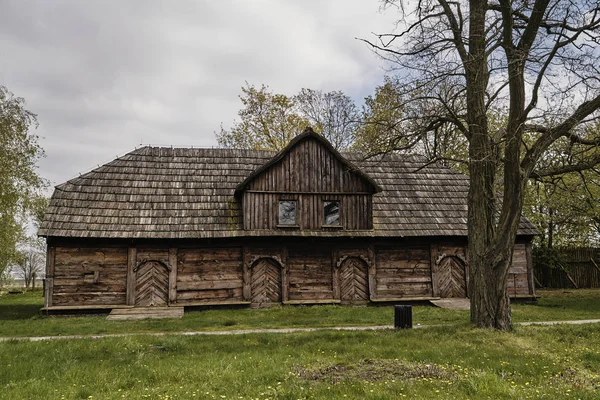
[526,243,536,297]
[281,247,289,302]
[168,248,178,305]
[430,244,439,297]
[126,247,137,306]
[332,250,340,300]
[367,245,377,300]
[45,246,55,309]
[242,247,251,301]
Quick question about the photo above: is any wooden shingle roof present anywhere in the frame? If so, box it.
[39,146,538,239]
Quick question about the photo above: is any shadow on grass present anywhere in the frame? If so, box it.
[0,304,41,320]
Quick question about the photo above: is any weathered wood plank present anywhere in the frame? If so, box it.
[430,244,439,297]
[45,246,55,308]
[168,248,177,304]
[526,242,535,296]
[126,247,136,306]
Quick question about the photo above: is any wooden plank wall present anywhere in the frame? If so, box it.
[176,247,244,304]
[48,239,534,307]
[243,138,374,231]
[247,139,372,193]
[52,247,128,306]
[534,247,600,289]
[287,246,334,301]
[244,192,372,230]
[375,247,433,298]
[507,243,531,296]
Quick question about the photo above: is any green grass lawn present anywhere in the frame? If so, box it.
[0,289,599,338]
[1,323,599,399]
[0,289,599,399]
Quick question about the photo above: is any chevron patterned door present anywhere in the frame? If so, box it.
[135,261,169,307]
[251,258,282,305]
[437,256,467,298]
[339,257,369,302]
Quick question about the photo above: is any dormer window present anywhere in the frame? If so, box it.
[323,201,340,226]
[279,200,297,225]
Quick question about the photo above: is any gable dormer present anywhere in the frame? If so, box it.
[235,127,381,231]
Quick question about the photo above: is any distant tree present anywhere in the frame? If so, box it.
[217,83,359,151]
[295,88,359,150]
[524,123,600,247]
[0,85,46,279]
[14,236,45,288]
[362,0,600,330]
[217,84,308,151]
[353,77,406,154]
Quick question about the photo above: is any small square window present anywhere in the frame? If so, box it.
[279,200,297,225]
[324,201,340,226]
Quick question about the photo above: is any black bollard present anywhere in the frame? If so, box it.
[394,305,413,329]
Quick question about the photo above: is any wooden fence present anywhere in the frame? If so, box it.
[534,247,600,289]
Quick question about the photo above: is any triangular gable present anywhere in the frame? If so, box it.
[234,127,382,197]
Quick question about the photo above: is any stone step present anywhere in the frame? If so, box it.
[107,306,184,321]
[429,298,470,311]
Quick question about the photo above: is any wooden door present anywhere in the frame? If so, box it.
[135,261,169,307]
[438,256,467,298]
[339,257,369,302]
[251,258,282,305]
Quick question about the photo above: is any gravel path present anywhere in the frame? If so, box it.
[1,319,599,342]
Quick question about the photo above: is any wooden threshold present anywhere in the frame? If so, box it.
[283,299,342,305]
[178,301,251,307]
[42,305,134,311]
[370,297,441,303]
[107,307,184,321]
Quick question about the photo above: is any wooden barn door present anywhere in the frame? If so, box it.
[339,257,369,303]
[135,261,169,307]
[437,256,467,298]
[251,258,282,306]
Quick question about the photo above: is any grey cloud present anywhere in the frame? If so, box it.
[0,0,399,189]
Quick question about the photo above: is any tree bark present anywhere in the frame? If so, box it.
[466,0,515,330]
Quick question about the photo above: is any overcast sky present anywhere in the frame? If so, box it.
[0,0,400,189]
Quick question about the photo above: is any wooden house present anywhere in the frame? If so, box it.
[38,128,538,311]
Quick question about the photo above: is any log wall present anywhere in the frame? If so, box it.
[46,238,535,308]
[507,243,533,297]
[287,246,334,301]
[52,247,128,306]
[176,247,244,304]
[375,247,433,299]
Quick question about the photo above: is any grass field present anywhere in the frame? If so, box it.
[1,289,599,338]
[0,289,599,399]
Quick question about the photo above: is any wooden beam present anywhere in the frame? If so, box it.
[368,245,377,300]
[245,190,373,195]
[281,247,289,302]
[242,247,251,301]
[526,243,536,297]
[126,247,137,306]
[332,249,340,300]
[430,244,439,297]
[168,248,178,304]
[45,246,55,309]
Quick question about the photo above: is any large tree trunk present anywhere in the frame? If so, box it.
[465,0,518,330]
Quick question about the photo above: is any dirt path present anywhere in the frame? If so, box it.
[1,319,599,342]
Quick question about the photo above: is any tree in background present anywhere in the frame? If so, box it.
[14,236,45,288]
[216,84,308,151]
[0,85,46,280]
[217,83,359,151]
[362,0,600,330]
[524,123,600,248]
[295,88,360,151]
